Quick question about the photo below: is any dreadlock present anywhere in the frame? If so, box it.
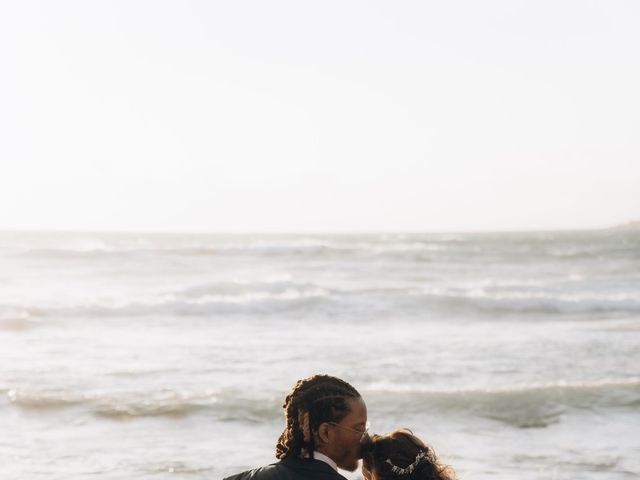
[275,374,361,460]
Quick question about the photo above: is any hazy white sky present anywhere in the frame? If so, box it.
[1,0,638,233]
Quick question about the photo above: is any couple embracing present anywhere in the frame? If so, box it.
[224,375,455,480]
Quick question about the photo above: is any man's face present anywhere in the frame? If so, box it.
[325,396,368,472]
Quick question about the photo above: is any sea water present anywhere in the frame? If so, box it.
[1,230,639,479]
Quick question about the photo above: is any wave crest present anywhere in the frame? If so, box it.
[4,379,638,427]
[365,378,640,428]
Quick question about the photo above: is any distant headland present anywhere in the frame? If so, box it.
[613,220,640,230]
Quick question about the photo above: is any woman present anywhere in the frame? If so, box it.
[361,428,456,480]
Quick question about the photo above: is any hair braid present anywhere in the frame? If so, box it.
[275,374,361,460]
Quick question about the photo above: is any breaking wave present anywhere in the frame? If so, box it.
[365,378,640,428]
[5,282,640,321]
[4,281,332,318]
[9,239,452,260]
[3,387,281,421]
[4,379,638,427]
[409,290,640,315]
[0,308,33,331]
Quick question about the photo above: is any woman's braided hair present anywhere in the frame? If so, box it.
[275,374,361,460]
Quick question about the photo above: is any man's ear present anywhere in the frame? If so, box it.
[316,422,331,445]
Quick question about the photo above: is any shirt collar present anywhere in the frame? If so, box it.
[313,451,338,471]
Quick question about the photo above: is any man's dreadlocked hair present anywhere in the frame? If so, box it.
[275,374,361,460]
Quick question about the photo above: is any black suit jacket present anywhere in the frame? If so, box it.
[223,457,348,480]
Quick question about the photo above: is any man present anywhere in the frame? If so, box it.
[224,374,369,480]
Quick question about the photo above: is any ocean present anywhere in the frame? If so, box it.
[1,230,639,479]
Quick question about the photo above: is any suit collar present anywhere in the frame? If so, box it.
[312,452,338,471]
[281,456,348,479]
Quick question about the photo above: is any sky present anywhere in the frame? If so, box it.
[1,0,639,233]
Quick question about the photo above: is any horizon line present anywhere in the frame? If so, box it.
[0,223,635,236]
